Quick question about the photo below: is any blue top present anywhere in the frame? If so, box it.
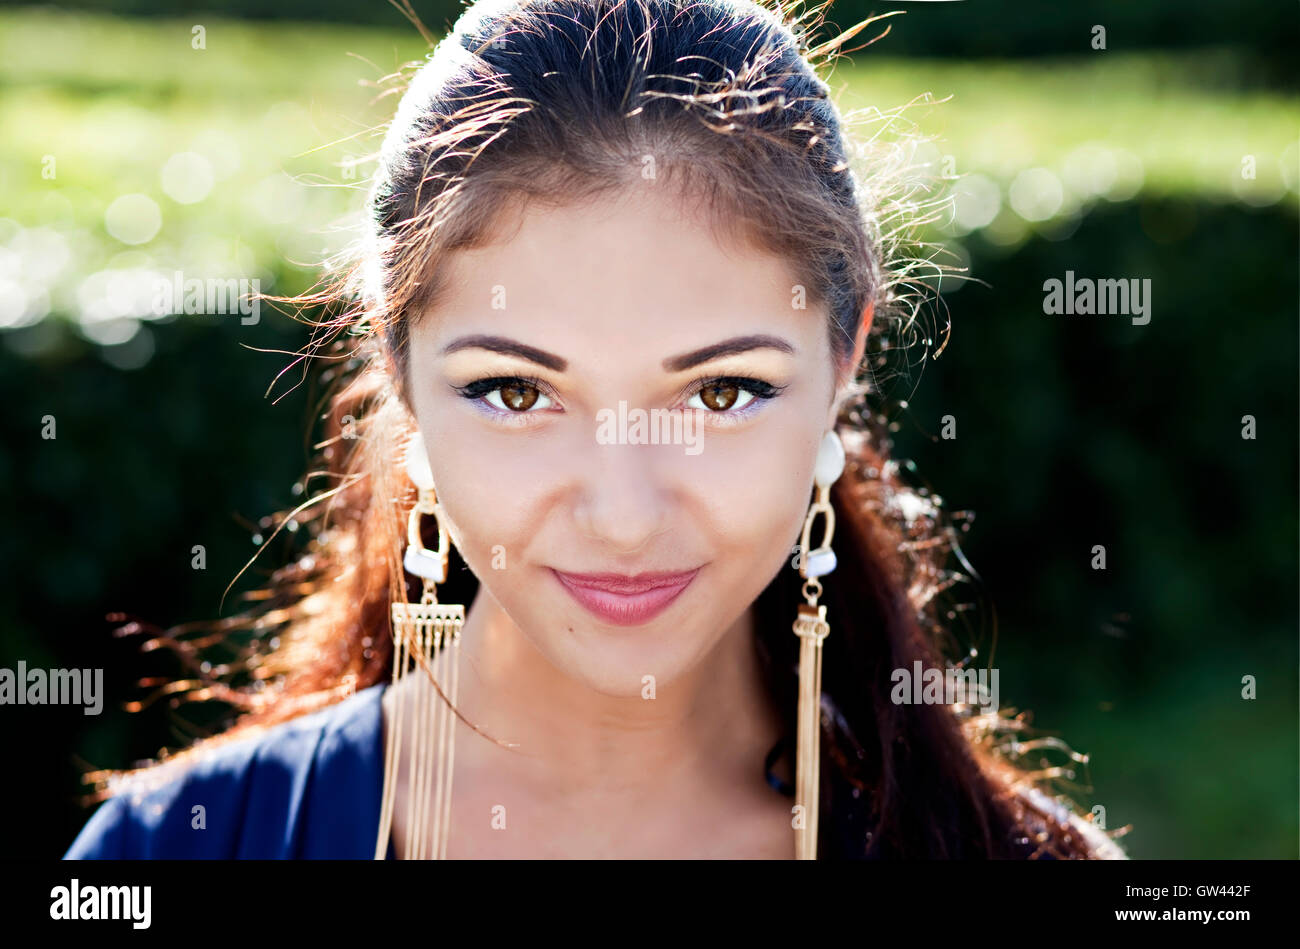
[65,683,394,859]
[64,681,1125,859]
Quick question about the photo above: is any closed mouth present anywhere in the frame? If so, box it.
[551,569,700,595]
[550,567,702,626]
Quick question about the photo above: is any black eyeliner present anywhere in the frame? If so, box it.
[452,374,551,400]
[452,373,787,407]
[693,375,787,399]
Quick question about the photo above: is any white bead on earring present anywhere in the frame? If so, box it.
[814,428,846,489]
[401,432,447,583]
[405,431,435,491]
[801,430,845,579]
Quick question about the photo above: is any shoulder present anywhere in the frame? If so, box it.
[64,683,387,860]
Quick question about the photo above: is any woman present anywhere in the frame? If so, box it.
[65,0,1126,859]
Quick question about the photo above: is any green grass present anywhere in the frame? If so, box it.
[0,8,423,309]
[832,50,1297,200]
[0,5,1296,314]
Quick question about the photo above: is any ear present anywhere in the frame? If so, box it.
[827,299,875,428]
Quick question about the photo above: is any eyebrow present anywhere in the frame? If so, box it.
[662,334,796,372]
[438,332,796,373]
[440,335,568,371]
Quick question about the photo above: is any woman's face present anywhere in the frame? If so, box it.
[405,185,855,697]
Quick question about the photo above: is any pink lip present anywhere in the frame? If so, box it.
[551,568,701,626]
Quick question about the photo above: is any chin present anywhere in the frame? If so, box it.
[532,611,715,698]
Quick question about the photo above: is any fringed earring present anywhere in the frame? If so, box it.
[374,432,465,860]
[791,428,845,859]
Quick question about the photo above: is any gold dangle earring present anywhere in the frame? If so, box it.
[791,428,845,860]
[374,431,466,860]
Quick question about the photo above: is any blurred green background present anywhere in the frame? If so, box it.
[1,1,1295,859]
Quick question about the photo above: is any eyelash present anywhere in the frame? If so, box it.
[452,374,786,424]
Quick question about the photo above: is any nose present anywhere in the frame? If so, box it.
[572,441,672,555]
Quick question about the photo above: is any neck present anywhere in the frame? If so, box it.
[448,583,783,805]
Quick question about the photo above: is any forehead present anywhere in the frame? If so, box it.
[415,186,826,361]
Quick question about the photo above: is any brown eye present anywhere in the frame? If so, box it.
[698,382,739,411]
[499,382,539,411]
[457,377,555,415]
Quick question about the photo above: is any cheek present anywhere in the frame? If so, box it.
[686,407,822,547]
[688,436,819,619]
[694,445,810,540]
[416,413,550,574]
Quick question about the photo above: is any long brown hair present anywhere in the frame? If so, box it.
[91,0,1122,858]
